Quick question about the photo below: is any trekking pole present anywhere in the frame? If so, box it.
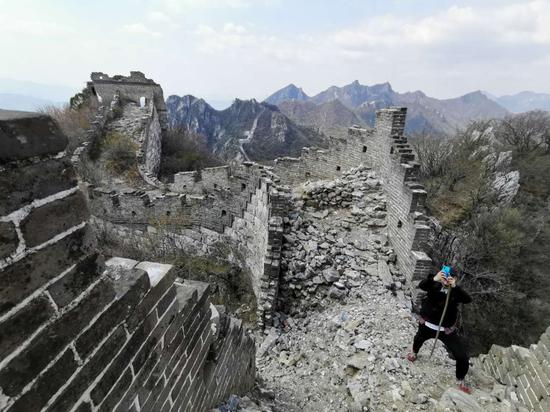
[429,285,452,359]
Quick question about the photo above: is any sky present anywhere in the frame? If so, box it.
[1,0,550,104]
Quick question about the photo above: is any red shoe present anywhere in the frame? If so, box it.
[458,382,472,394]
[406,352,417,362]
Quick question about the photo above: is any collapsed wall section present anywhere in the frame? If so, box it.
[0,110,255,411]
[267,109,432,284]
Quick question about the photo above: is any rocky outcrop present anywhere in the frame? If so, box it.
[165,95,326,161]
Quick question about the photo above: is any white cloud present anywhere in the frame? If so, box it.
[195,23,256,53]
[330,1,550,53]
[147,11,172,23]
[194,21,317,62]
[121,23,162,38]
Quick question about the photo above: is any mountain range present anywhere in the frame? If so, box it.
[487,91,550,113]
[266,81,510,135]
[165,95,326,161]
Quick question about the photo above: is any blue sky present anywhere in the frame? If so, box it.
[1,0,549,104]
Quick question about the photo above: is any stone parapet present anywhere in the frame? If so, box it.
[476,327,550,411]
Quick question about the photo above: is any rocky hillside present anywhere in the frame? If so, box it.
[266,81,509,135]
[166,95,326,161]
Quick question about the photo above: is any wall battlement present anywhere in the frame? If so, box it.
[86,159,291,327]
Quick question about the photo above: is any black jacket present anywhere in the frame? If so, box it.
[419,274,472,327]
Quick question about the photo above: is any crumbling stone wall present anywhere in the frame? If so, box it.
[86,162,290,327]
[269,108,432,284]
[0,110,255,411]
[363,108,432,283]
[73,72,167,182]
[270,130,373,185]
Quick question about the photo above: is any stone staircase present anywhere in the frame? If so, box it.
[473,326,550,411]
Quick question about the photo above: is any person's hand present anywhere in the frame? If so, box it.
[433,271,444,282]
[447,277,456,288]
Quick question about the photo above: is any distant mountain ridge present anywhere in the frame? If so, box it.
[0,78,76,111]
[166,95,326,161]
[266,81,509,135]
[486,91,550,113]
[0,93,61,111]
[264,84,309,105]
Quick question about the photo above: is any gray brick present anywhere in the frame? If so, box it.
[0,221,17,259]
[0,295,55,360]
[47,253,104,309]
[7,350,77,412]
[0,158,76,215]
[0,279,115,396]
[21,191,88,248]
[46,326,127,412]
[0,228,88,316]
[0,111,67,162]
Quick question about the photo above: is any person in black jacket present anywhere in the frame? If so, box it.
[407,268,473,394]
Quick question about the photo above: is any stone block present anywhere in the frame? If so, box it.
[132,300,178,375]
[135,261,174,287]
[0,228,87,316]
[75,269,149,359]
[125,266,177,333]
[0,279,115,396]
[47,326,127,412]
[105,257,138,269]
[96,367,133,412]
[47,253,104,308]
[74,403,92,412]
[0,295,55,360]
[0,110,68,162]
[21,191,88,248]
[0,158,77,215]
[90,310,157,405]
[114,340,164,412]
[157,285,177,317]
[0,221,17,259]
[7,350,78,412]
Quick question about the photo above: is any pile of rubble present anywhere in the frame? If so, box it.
[253,167,530,412]
[278,166,407,316]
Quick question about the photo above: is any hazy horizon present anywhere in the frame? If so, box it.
[1,0,550,103]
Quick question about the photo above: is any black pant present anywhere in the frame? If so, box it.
[413,324,469,380]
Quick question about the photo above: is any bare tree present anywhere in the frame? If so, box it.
[496,110,550,154]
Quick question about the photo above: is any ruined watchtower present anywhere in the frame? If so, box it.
[86,71,168,132]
